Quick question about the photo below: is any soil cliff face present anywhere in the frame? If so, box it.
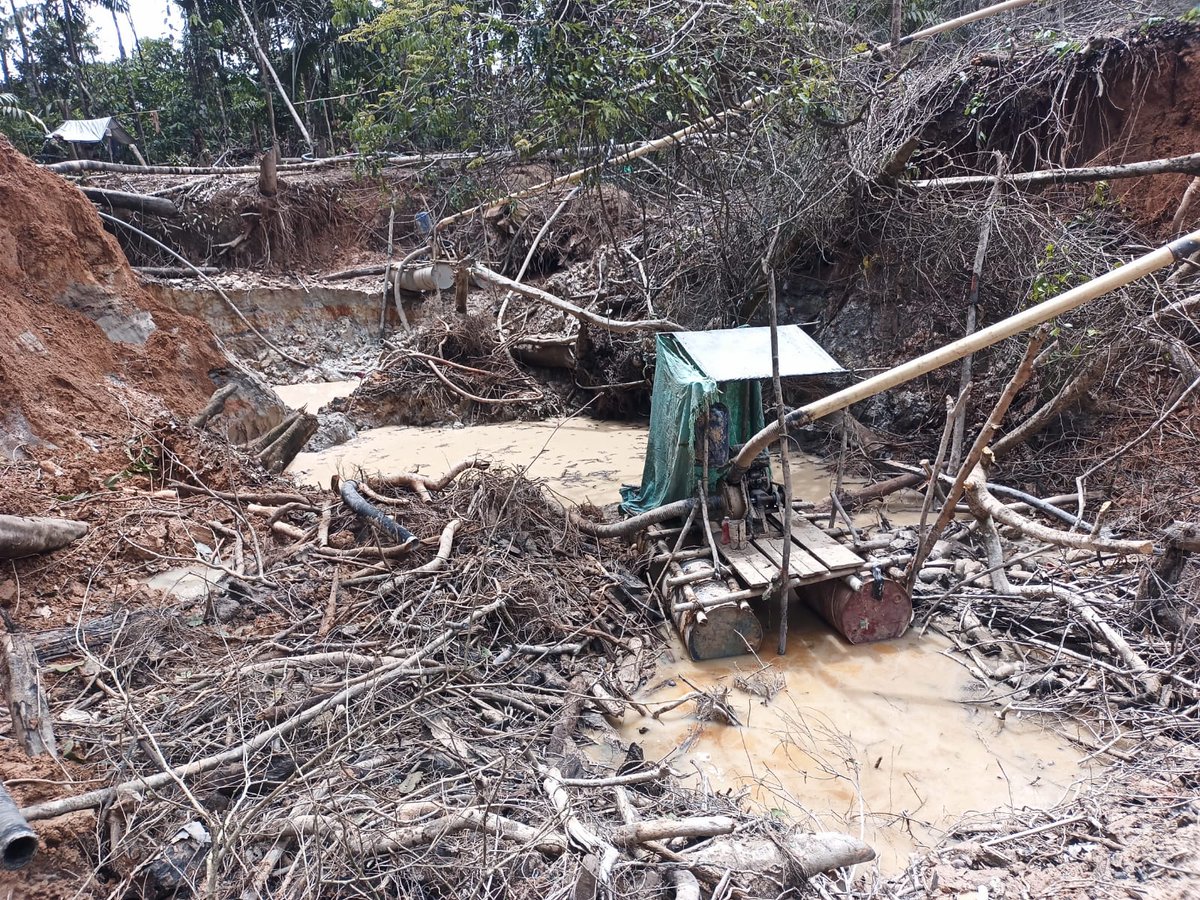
[0,136,224,469]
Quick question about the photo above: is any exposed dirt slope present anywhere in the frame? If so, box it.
[0,137,224,473]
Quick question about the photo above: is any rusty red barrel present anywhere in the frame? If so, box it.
[802,576,911,644]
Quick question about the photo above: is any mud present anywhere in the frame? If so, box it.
[624,606,1091,874]
[0,136,224,473]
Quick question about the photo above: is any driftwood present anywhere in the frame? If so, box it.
[78,186,180,218]
[370,458,491,501]
[0,515,88,559]
[1,633,57,758]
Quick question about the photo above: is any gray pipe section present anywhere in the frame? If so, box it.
[395,262,455,292]
[0,782,37,870]
[573,497,722,539]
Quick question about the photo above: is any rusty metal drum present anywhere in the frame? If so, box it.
[802,577,911,644]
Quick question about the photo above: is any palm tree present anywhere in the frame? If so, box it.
[0,89,46,129]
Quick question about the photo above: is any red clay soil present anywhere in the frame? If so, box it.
[0,136,224,481]
[1103,42,1200,235]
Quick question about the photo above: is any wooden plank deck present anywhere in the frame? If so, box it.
[751,536,830,583]
[717,540,776,589]
[768,513,864,573]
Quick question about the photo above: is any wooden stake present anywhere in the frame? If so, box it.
[763,230,792,655]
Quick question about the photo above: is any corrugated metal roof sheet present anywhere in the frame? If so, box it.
[672,326,845,382]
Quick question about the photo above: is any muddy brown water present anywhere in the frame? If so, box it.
[627,611,1090,873]
[281,393,1090,873]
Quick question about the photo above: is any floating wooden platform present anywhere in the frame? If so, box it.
[649,514,874,660]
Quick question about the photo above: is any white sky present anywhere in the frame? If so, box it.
[89,1,183,62]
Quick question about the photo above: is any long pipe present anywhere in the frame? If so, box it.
[0,782,37,870]
[727,230,1200,481]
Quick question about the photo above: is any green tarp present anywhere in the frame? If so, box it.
[619,335,764,515]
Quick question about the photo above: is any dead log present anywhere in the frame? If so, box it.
[256,412,317,473]
[134,266,220,278]
[512,337,577,369]
[816,472,922,513]
[1,633,57,758]
[992,347,1118,458]
[683,830,874,890]
[190,383,238,430]
[0,515,88,559]
[79,186,180,218]
[964,465,1152,555]
[25,609,174,663]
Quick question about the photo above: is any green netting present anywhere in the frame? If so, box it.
[620,335,764,515]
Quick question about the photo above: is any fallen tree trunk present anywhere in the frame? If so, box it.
[79,186,180,218]
[0,515,88,558]
[134,266,220,278]
[909,151,1200,190]
[683,830,874,887]
[1,633,57,758]
[816,472,922,512]
[190,383,238,430]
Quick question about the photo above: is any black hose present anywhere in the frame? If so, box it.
[0,781,37,870]
[339,479,418,548]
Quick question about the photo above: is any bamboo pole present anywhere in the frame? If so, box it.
[726,229,1200,481]
[910,151,1200,190]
